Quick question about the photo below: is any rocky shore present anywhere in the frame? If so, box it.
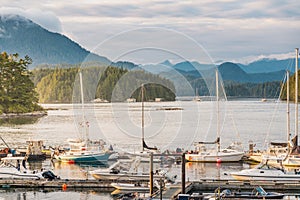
[0,111,47,119]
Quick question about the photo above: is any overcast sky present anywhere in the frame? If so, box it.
[0,0,299,64]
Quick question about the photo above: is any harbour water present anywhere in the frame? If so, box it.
[0,99,298,199]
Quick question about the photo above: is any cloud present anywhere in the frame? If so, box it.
[0,0,299,63]
[0,7,62,33]
[230,52,296,65]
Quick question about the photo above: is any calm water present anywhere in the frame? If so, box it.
[0,99,298,199]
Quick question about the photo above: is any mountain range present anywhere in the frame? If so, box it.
[0,14,294,83]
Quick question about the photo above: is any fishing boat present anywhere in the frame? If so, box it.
[53,70,114,164]
[0,155,58,180]
[208,186,284,199]
[54,139,114,164]
[185,69,244,162]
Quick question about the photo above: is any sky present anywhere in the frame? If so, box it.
[0,0,300,64]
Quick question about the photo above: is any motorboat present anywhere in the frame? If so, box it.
[89,157,175,181]
[0,155,58,180]
[111,182,150,192]
[230,160,300,181]
[208,186,284,199]
[53,139,114,164]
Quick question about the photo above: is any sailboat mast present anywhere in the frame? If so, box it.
[79,70,88,143]
[216,69,220,152]
[141,84,145,151]
[295,48,299,144]
[287,70,290,142]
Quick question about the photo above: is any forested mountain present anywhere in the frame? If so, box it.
[0,14,294,100]
[32,66,176,103]
[0,15,110,67]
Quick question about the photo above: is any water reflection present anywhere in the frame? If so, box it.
[185,162,244,180]
[0,189,112,200]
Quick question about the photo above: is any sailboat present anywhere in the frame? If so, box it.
[54,70,114,164]
[185,68,244,162]
[125,84,160,162]
[230,49,300,181]
[248,48,300,167]
[248,70,291,164]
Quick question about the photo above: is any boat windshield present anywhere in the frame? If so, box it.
[257,163,284,171]
[255,186,267,196]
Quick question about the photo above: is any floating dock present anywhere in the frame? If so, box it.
[1,178,300,199]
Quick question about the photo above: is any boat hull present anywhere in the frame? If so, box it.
[90,171,163,181]
[218,192,284,199]
[231,168,300,181]
[0,170,42,179]
[55,151,113,164]
[111,183,149,191]
[185,151,244,162]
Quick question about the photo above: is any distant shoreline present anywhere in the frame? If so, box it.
[0,111,47,119]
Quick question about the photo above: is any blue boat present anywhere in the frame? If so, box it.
[54,138,114,164]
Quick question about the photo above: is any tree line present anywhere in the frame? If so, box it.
[1,52,298,115]
[33,66,176,103]
[190,78,282,99]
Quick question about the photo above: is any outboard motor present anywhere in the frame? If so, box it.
[42,170,59,181]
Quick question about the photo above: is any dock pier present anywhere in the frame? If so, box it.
[1,178,300,199]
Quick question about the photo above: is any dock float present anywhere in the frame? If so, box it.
[191,179,300,192]
[1,178,300,198]
[0,178,146,190]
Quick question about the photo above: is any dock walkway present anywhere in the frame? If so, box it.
[1,178,300,199]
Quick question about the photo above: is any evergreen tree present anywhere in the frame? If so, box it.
[0,52,42,114]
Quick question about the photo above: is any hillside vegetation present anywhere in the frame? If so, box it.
[33,66,176,103]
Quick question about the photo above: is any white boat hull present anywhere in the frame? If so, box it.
[90,171,163,181]
[111,183,149,191]
[0,167,43,179]
[185,151,244,162]
[231,167,300,181]
[249,154,300,167]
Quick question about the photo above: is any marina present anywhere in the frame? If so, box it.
[1,99,300,199]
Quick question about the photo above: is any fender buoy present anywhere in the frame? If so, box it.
[62,183,67,191]
[68,160,75,164]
